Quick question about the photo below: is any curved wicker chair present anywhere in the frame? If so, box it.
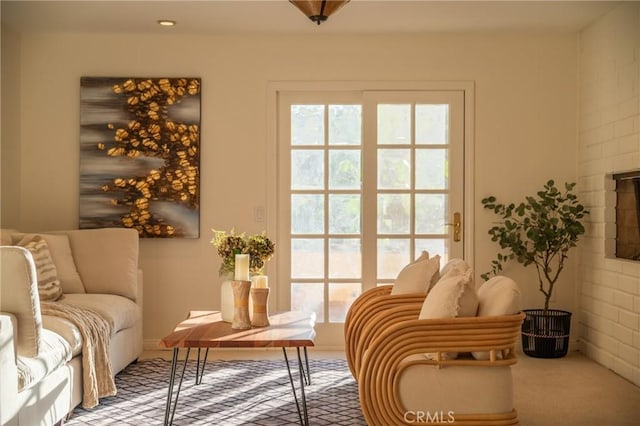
[344,286,426,379]
[358,307,525,426]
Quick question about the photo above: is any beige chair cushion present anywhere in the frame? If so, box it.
[63,228,139,301]
[16,328,72,391]
[42,315,83,357]
[391,251,441,295]
[12,233,85,294]
[16,236,63,301]
[0,246,43,357]
[397,356,514,416]
[60,293,141,333]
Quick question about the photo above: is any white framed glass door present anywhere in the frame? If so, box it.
[277,89,465,346]
[362,91,465,290]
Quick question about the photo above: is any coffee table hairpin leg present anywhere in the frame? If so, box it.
[195,347,209,385]
[164,347,191,426]
[282,347,310,426]
[302,347,311,385]
[165,346,311,426]
[195,346,309,386]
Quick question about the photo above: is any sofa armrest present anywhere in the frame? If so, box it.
[0,246,43,357]
[358,312,525,425]
[0,313,19,425]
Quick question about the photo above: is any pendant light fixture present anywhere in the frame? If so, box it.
[289,0,350,25]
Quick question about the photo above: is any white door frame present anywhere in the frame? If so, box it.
[266,81,475,332]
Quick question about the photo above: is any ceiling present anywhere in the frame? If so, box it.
[1,0,623,35]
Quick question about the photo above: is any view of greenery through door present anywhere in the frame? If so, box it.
[278,90,464,338]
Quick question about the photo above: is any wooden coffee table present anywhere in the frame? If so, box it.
[159,310,316,426]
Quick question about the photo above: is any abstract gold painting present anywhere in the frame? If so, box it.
[80,77,201,238]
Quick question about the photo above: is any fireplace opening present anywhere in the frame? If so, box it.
[614,171,640,261]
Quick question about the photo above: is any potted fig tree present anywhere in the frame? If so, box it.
[481,180,589,358]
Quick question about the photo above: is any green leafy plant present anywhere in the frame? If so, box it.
[481,180,589,313]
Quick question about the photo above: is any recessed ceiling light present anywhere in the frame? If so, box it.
[158,20,176,27]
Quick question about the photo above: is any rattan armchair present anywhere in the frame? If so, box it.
[358,306,525,426]
[344,286,427,379]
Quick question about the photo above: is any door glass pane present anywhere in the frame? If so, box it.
[416,238,447,264]
[291,105,324,145]
[377,238,410,279]
[291,238,324,278]
[292,283,325,322]
[291,194,324,234]
[378,149,410,189]
[291,150,324,190]
[329,238,361,278]
[378,194,410,234]
[329,149,361,189]
[329,105,361,145]
[416,104,448,145]
[378,104,411,145]
[329,283,361,322]
[329,194,361,234]
[415,194,447,234]
[416,149,447,190]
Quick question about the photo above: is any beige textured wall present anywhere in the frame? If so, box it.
[578,2,640,386]
[1,30,579,347]
[1,26,21,227]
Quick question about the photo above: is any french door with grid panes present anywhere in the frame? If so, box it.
[277,90,465,346]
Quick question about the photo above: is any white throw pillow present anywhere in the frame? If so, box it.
[13,233,85,294]
[17,236,63,301]
[391,251,441,295]
[439,258,471,280]
[419,268,478,360]
[472,276,521,360]
[476,276,521,317]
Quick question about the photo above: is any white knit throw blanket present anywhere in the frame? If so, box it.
[40,302,117,409]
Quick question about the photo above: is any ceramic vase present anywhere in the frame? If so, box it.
[250,288,270,327]
[231,280,252,330]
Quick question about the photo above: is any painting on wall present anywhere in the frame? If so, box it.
[79,77,201,238]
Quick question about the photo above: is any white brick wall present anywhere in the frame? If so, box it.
[578,2,640,386]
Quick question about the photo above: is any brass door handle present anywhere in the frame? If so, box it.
[445,212,461,242]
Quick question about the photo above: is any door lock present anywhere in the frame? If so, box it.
[445,212,461,242]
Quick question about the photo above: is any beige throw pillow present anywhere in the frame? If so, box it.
[439,258,472,279]
[391,251,441,295]
[18,236,63,301]
[419,268,478,360]
[13,233,85,294]
[472,276,521,360]
[476,276,521,317]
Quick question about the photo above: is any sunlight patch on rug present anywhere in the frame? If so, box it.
[66,358,365,425]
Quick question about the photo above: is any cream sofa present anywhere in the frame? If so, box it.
[0,228,143,426]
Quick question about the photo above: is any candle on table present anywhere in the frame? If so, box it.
[235,254,250,281]
[252,275,268,289]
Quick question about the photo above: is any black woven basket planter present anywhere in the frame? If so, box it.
[521,309,572,358]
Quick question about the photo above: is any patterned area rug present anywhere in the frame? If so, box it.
[66,357,366,425]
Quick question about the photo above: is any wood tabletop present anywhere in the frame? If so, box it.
[158,310,317,349]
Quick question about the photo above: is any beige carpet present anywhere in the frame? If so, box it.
[513,351,640,425]
[143,348,640,424]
